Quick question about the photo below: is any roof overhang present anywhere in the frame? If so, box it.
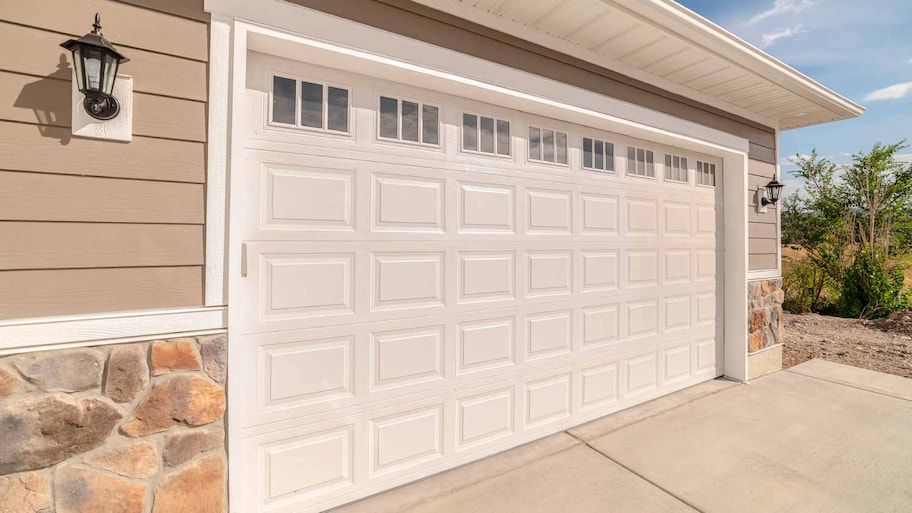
[410,0,865,131]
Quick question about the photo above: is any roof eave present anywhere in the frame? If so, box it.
[622,0,865,125]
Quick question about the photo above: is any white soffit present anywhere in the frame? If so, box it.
[411,0,865,130]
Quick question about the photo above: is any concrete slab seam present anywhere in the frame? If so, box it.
[564,431,705,513]
[784,368,912,403]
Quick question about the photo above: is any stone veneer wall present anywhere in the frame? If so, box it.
[748,278,785,353]
[0,335,227,513]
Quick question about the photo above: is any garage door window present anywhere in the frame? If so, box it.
[463,113,510,157]
[697,161,717,187]
[379,96,440,146]
[626,146,655,178]
[664,154,688,183]
[583,137,614,172]
[270,75,350,134]
[529,126,568,165]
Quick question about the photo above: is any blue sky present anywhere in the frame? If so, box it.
[677,0,912,190]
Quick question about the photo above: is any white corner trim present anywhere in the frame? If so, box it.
[205,16,232,307]
[748,342,783,356]
[723,152,750,382]
[748,269,782,281]
[0,307,227,354]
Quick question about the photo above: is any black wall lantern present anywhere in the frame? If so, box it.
[761,179,784,206]
[60,14,129,120]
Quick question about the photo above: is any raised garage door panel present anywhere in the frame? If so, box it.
[236,54,724,513]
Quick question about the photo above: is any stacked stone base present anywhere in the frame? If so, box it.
[747,278,785,380]
[748,279,784,352]
[0,335,227,513]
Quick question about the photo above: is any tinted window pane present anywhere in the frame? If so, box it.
[594,140,605,169]
[422,105,439,145]
[529,127,541,160]
[401,100,419,142]
[300,81,323,128]
[605,142,614,171]
[272,76,296,125]
[646,151,655,177]
[556,132,567,165]
[379,96,398,139]
[583,138,593,168]
[496,120,510,156]
[542,130,555,162]
[327,87,348,132]
[463,114,478,151]
[627,146,636,174]
[480,117,495,154]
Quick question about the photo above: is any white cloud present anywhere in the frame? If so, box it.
[862,82,912,101]
[783,154,813,166]
[896,154,912,163]
[760,25,806,48]
[747,0,818,26]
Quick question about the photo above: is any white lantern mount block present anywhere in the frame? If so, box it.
[71,73,132,142]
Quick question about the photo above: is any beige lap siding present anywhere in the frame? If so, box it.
[747,160,779,271]
[0,0,209,320]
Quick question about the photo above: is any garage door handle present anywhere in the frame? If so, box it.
[241,243,248,278]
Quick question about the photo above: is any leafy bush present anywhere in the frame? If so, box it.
[782,255,837,314]
[838,251,909,318]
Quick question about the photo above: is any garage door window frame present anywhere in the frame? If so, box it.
[461,111,512,157]
[266,70,353,136]
[376,92,443,148]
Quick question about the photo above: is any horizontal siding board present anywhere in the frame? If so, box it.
[749,208,778,224]
[0,222,203,270]
[749,222,778,239]
[748,143,776,164]
[0,171,204,224]
[0,22,207,101]
[0,266,203,320]
[749,237,778,255]
[748,160,777,179]
[0,70,206,142]
[116,0,209,22]
[289,0,777,150]
[0,121,204,183]
[0,0,208,61]
[749,253,778,271]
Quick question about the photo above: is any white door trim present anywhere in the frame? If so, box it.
[206,7,750,512]
[0,306,227,354]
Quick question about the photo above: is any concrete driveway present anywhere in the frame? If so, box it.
[331,360,912,513]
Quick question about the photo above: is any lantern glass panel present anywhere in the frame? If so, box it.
[71,47,85,92]
[102,52,119,95]
[84,47,105,92]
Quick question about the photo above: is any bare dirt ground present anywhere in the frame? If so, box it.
[784,313,912,378]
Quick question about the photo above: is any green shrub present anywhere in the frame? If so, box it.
[782,257,836,314]
[838,251,909,319]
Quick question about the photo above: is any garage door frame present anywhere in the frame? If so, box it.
[205,3,750,512]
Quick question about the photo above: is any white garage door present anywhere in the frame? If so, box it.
[235,53,724,513]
